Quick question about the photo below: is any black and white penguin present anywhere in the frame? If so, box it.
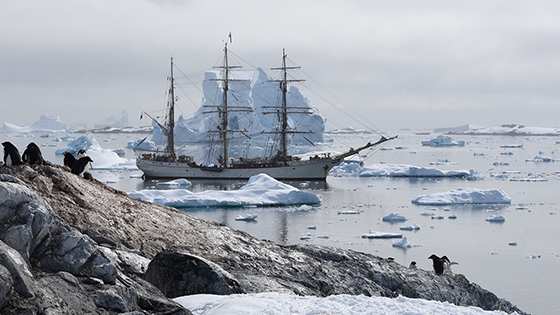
[409,261,417,270]
[428,254,446,275]
[441,256,459,274]
[77,149,92,173]
[72,156,94,177]
[2,141,23,166]
[22,142,44,165]
[63,152,77,169]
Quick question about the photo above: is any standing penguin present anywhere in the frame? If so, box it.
[428,254,447,275]
[63,152,77,169]
[77,149,92,174]
[2,141,23,166]
[72,156,94,177]
[22,142,44,165]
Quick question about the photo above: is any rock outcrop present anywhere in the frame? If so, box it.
[0,164,527,314]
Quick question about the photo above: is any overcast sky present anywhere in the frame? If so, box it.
[2,0,560,131]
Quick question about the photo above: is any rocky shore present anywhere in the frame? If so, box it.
[0,164,526,314]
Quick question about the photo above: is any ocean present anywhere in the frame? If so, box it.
[4,130,558,314]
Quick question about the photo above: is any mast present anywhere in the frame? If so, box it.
[167,57,176,159]
[269,49,305,162]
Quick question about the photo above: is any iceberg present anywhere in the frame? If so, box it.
[55,132,137,169]
[485,215,506,222]
[400,223,420,231]
[128,174,321,207]
[526,155,555,162]
[93,111,129,129]
[150,67,327,152]
[235,214,258,221]
[382,213,407,222]
[411,187,511,205]
[361,230,403,239]
[3,114,74,133]
[392,236,417,248]
[422,135,465,147]
[451,124,560,136]
[359,164,471,177]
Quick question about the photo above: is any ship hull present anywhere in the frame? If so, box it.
[136,158,340,181]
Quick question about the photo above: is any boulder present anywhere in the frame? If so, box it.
[0,264,13,311]
[144,252,245,298]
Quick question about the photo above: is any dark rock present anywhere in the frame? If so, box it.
[144,252,245,298]
[0,264,13,311]
[0,240,35,299]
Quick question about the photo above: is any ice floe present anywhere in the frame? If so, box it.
[235,214,258,221]
[399,223,420,231]
[361,230,403,239]
[382,213,407,222]
[411,187,511,205]
[359,164,472,177]
[155,179,192,187]
[55,132,137,169]
[485,215,505,222]
[421,135,465,147]
[128,174,322,207]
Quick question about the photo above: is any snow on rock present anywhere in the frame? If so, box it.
[55,132,137,169]
[175,292,513,315]
[128,174,321,207]
[411,188,511,205]
[3,114,74,133]
[422,135,465,147]
[360,164,471,177]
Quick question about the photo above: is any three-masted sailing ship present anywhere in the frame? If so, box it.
[136,44,395,180]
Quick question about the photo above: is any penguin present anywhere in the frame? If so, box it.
[22,142,44,165]
[442,256,459,274]
[63,152,77,169]
[77,149,92,173]
[428,254,446,275]
[2,141,23,166]
[409,261,417,270]
[72,156,93,177]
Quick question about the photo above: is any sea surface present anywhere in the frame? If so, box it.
[4,130,559,315]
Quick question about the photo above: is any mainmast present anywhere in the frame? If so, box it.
[167,58,176,159]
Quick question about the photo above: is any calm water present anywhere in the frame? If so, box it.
[4,131,559,314]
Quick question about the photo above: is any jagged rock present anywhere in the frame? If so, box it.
[0,164,527,314]
[0,264,13,311]
[0,240,35,299]
[144,252,245,298]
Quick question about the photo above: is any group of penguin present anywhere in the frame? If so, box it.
[2,141,93,178]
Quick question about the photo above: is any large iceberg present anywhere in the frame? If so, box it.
[94,111,129,129]
[411,187,511,205]
[3,114,74,133]
[150,67,327,162]
[55,132,136,169]
[128,173,321,207]
[449,124,560,136]
[360,164,472,177]
[422,135,465,147]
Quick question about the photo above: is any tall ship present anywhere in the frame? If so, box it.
[136,44,395,180]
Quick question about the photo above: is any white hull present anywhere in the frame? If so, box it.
[136,158,339,180]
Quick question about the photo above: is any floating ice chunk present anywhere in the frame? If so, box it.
[485,215,505,222]
[420,210,435,216]
[359,164,471,177]
[431,215,444,220]
[316,235,329,239]
[235,214,258,221]
[508,242,517,246]
[361,230,403,239]
[421,135,465,147]
[411,187,511,205]
[399,223,420,231]
[307,226,317,230]
[448,215,457,219]
[338,210,360,215]
[329,161,362,176]
[382,213,407,222]
[500,144,523,148]
[526,155,555,162]
[128,174,321,207]
[392,237,413,248]
[156,179,192,187]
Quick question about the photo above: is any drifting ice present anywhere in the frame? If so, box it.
[359,164,471,177]
[411,187,511,205]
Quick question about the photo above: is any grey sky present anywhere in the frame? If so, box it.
[2,0,560,130]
